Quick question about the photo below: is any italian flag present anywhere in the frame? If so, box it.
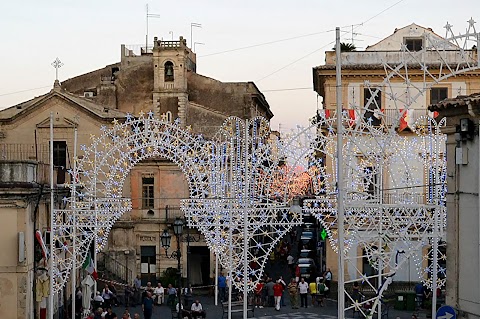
[82,253,98,280]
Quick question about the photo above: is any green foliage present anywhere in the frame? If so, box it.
[159,267,178,287]
[332,42,357,52]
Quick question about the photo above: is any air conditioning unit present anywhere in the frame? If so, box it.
[83,92,94,98]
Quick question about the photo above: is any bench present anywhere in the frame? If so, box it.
[221,301,254,319]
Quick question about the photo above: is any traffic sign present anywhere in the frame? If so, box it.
[436,305,456,319]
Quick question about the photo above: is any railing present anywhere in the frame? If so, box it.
[164,83,174,89]
[0,143,49,162]
[123,45,154,56]
[158,40,181,49]
[165,205,184,222]
[97,252,132,285]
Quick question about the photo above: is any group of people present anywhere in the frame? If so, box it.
[251,274,330,311]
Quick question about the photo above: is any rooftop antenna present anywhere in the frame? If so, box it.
[190,23,202,49]
[194,42,205,52]
[346,23,364,46]
[146,4,160,52]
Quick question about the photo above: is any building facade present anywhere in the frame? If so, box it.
[0,37,272,318]
[429,93,480,318]
[312,23,480,283]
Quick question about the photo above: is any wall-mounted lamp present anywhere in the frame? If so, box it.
[456,118,475,141]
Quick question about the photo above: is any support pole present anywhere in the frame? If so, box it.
[49,112,55,319]
[71,127,78,319]
[215,254,218,306]
[243,119,249,319]
[335,27,346,319]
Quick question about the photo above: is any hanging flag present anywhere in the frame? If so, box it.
[348,109,356,126]
[35,230,49,259]
[82,253,98,280]
[398,109,408,132]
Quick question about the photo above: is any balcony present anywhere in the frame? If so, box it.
[0,143,72,185]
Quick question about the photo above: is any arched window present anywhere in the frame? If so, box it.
[164,61,174,82]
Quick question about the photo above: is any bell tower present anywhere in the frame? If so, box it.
[152,36,196,126]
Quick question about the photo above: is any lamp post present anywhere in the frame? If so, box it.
[160,218,184,318]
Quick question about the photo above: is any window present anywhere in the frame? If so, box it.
[404,38,423,51]
[53,141,67,168]
[164,61,174,82]
[364,88,382,126]
[430,88,448,105]
[142,177,155,209]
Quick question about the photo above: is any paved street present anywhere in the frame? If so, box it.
[112,294,427,319]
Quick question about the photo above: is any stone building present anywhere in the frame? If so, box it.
[0,36,272,318]
[429,93,480,318]
[312,23,480,283]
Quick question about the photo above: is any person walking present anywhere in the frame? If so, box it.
[309,279,318,306]
[166,284,177,307]
[278,276,287,306]
[287,278,299,309]
[254,279,264,308]
[141,292,154,319]
[273,280,284,311]
[265,278,275,307]
[133,275,142,305]
[298,277,309,308]
[218,273,227,302]
[324,268,332,298]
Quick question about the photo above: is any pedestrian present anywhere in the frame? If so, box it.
[183,284,193,309]
[309,278,318,306]
[124,285,133,308]
[142,291,154,319]
[101,284,114,309]
[278,276,287,306]
[287,278,299,309]
[324,268,332,297]
[218,273,227,302]
[295,264,300,283]
[298,277,309,308]
[133,275,141,305]
[104,307,117,319]
[254,279,264,308]
[317,277,326,307]
[265,278,275,307]
[287,254,295,275]
[273,280,284,311]
[166,284,177,307]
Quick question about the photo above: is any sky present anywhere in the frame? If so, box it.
[0,0,477,131]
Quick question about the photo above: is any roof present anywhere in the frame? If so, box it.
[428,92,480,111]
[0,82,128,122]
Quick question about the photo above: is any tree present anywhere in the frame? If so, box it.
[332,42,357,52]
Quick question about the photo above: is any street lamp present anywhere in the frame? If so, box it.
[160,217,184,317]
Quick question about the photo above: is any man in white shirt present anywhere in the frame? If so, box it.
[153,283,164,305]
[298,278,309,308]
[190,299,206,318]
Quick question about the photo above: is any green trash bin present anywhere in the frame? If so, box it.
[405,292,416,311]
[394,292,406,310]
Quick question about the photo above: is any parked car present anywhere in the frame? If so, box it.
[300,231,316,249]
[298,263,316,280]
[299,249,315,259]
[297,257,316,268]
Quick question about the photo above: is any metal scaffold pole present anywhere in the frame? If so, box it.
[335,26,346,319]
